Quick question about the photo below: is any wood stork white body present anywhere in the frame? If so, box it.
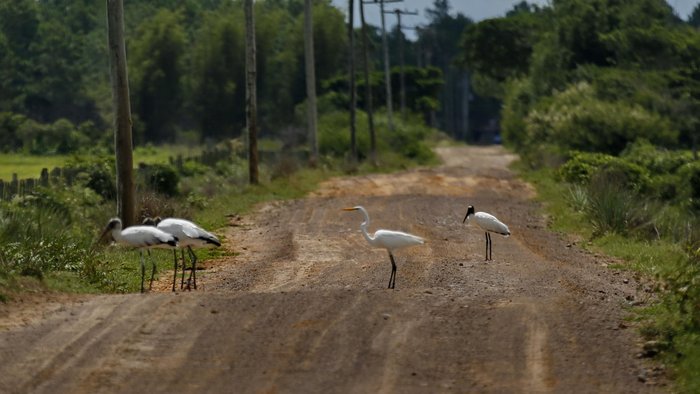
[149,217,221,291]
[462,205,510,261]
[344,206,424,289]
[99,218,178,293]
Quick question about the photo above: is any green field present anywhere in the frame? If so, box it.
[0,145,204,181]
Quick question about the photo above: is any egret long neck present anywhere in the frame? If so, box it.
[358,208,378,246]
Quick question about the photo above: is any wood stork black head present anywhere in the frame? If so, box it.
[462,205,475,223]
[142,216,162,226]
[99,218,122,243]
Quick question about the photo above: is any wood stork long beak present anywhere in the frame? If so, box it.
[462,211,470,224]
[97,226,111,244]
[342,207,358,211]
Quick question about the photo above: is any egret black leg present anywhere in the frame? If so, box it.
[187,246,198,290]
[140,250,146,293]
[148,250,156,290]
[388,252,397,289]
[172,249,178,292]
[484,232,489,261]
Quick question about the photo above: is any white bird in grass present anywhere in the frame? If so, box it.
[99,218,178,293]
[343,206,424,289]
[143,217,221,291]
[462,205,510,261]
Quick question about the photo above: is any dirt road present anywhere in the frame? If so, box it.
[0,146,660,393]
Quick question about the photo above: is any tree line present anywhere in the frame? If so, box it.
[0,0,482,153]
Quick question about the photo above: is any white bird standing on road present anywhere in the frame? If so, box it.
[343,206,424,289]
[99,218,178,293]
[462,205,510,261]
[144,217,221,291]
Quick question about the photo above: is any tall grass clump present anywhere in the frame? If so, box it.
[0,188,102,285]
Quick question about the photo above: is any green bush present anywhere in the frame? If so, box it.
[318,110,435,164]
[678,162,700,209]
[586,171,651,236]
[524,82,677,155]
[621,139,694,175]
[0,112,26,152]
[65,156,116,200]
[139,163,180,197]
[559,151,650,192]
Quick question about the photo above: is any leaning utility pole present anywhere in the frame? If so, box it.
[304,0,319,166]
[360,0,377,165]
[348,0,357,163]
[387,9,418,119]
[364,0,402,131]
[106,0,135,226]
[244,0,258,184]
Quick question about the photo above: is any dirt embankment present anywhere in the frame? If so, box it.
[0,146,662,393]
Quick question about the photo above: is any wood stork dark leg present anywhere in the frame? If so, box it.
[180,249,186,289]
[140,250,146,293]
[187,246,198,290]
[172,249,178,292]
[488,232,493,260]
[388,252,397,289]
[148,249,156,290]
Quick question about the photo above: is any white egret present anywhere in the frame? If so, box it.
[99,218,178,293]
[462,205,510,261]
[144,217,221,291]
[343,206,424,289]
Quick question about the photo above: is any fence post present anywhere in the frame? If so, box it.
[25,178,35,195]
[10,174,18,198]
[50,167,61,184]
[40,168,49,187]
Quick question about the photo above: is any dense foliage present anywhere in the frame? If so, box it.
[458,0,700,389]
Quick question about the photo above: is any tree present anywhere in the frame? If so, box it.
[189,12,245,141]
[130,9,186,143]
[106,0,136,227]
[360,0,377,165]
[304,0,319,165]
[348,0,357,162]
[245,0,259,184]
[690,4,700,28]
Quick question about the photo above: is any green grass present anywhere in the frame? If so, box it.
[0,153,69,180]
[515,160,699,392]
[0,144,204,181]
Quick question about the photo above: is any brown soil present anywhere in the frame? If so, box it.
[0,146,663,393]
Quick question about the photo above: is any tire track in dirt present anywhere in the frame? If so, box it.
[0,146,662,393]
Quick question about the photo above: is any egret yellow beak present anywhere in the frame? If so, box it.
[342,207,358,211]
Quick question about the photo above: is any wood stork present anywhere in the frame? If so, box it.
[99,218,178,293]
[462,205,510,261]
[143,217,221,291]
[343,206,424,289]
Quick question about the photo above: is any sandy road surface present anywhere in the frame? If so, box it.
[0,146,661,393]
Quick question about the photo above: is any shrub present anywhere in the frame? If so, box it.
[65,156,116,200]
[678,162,700,209]
[559,151,650,192]
[139,163,180,197]
[524,82,677,155]
[586,171,653,236]
[621,139,694,175]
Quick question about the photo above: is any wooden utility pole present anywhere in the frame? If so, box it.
[364,0,402,131]
[304,0,319,166]
[106,0,135,226]
[348,0,357,162]
[387,9,417,119]
[245,0,259,184]
[360,0,377,165]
